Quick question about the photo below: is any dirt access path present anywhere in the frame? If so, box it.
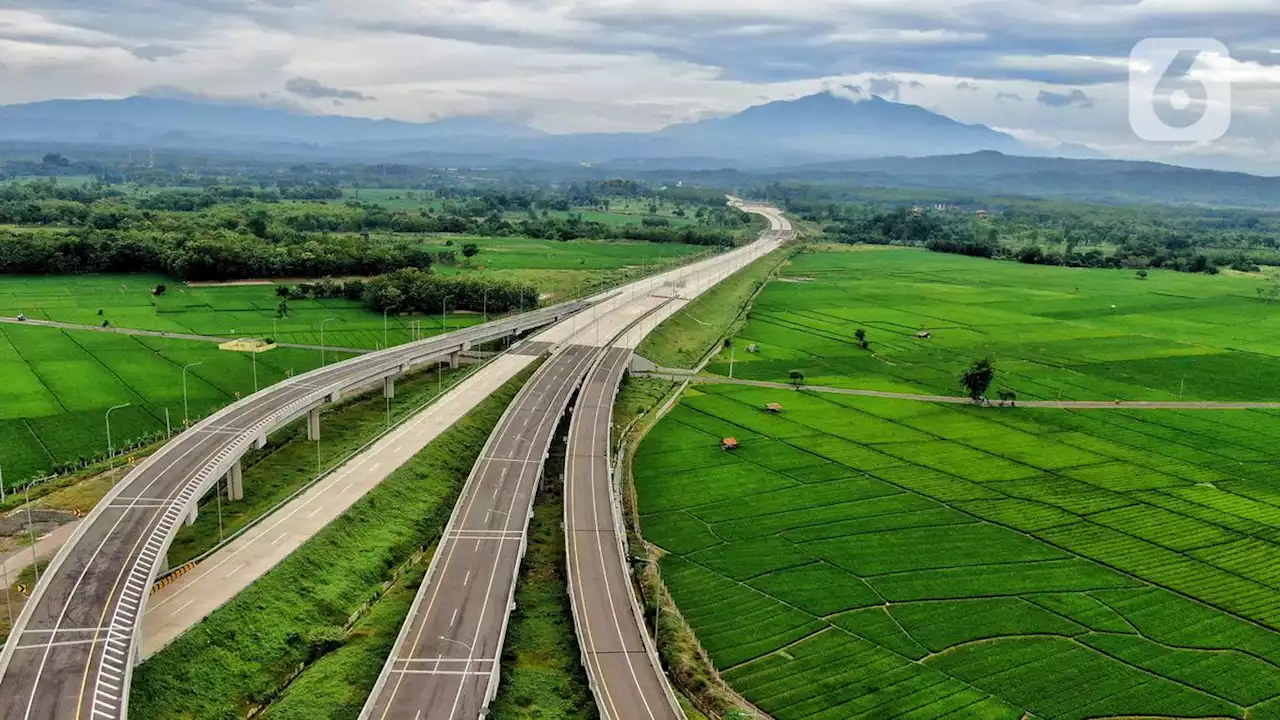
[638,372,1280,411]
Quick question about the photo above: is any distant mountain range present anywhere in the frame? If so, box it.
[0,91,1097,166]
[4,91,1277,207]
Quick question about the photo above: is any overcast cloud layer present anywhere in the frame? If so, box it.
[0,0,1277,171]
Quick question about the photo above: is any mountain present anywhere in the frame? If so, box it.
[0,91,1074,165]
[654,93,1031,160]
[781,151,1280,207]
[0,95,544,148]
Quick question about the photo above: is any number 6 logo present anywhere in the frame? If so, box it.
[1129,38,1232,143]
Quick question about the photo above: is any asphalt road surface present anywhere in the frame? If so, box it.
[0,303,582,720]
[566,346,682,720]
[364,344,600,720]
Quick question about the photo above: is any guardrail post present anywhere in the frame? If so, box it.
[306,408,321,441]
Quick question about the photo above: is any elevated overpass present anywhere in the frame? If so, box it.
[0,300,589,720]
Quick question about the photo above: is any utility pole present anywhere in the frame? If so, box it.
[25,484,38,582]
[321,317,338,366]
[182,362,202,426]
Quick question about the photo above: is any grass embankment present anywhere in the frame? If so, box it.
[166,363,471,566]
[637,247,793,370]
[490,411,596,719]
[129,366,534,719]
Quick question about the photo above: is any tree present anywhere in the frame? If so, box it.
[789,369,805,388]
[1136,269,1149,280]
[461,242,480,265]
[153,284,167,296]
[960,358,996,401]
[854,328,868,349]
[276,299,289,318]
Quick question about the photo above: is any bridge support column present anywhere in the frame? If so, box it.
[306,408,321,441]
[185,504,198,527]
[383,376,396,399]
[226,460,244,502]
[447,351,460,369]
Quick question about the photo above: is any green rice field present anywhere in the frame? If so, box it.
[635,383,1280,719]
[709,247,1280,401]
[0,237,706,348]
[0,323,342,485]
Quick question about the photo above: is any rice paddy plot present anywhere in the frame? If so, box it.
[707,247,1280,402]
[635,382,1280,718]
[0,323,339,484]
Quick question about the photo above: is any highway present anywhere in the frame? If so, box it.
[564,206,792,720]
[566,345,683,720]
[363,202,792,720]
[0,301,587,720]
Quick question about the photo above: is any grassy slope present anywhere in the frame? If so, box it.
[130,366,533,719]
[166,363,470,566]
[637,247,792,370]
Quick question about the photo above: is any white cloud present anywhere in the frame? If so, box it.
[0,0,1276,170]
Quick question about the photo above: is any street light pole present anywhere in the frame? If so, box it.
[106,402,131,469]
[251,350,258,393]
[321,317,338,366]
[482,289,488,325]
[24,484,38,582]
[182,362,202,426]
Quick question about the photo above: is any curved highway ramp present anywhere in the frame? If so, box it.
[0,301,587,720]
[566,345,683,720]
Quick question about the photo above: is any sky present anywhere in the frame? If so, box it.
[1,0,1278,172]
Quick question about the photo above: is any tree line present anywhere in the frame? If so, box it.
[285,269,539,316]
[828,207,1225,274]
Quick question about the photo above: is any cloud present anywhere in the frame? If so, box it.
[955,81,980,91]
[284,76,375,101]
[1,0,1279,171]
[1037,88,1094,108]
[130,44,183,61]
[867,75,903,100]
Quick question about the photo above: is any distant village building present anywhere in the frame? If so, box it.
[721,437,740,451]
[914,331,932,339]
[765,403,783,414]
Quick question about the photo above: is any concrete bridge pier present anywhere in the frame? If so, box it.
[226,461,244,502]
[306,408,321,441]
[383,375,396,399]
[185,504,198,527]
